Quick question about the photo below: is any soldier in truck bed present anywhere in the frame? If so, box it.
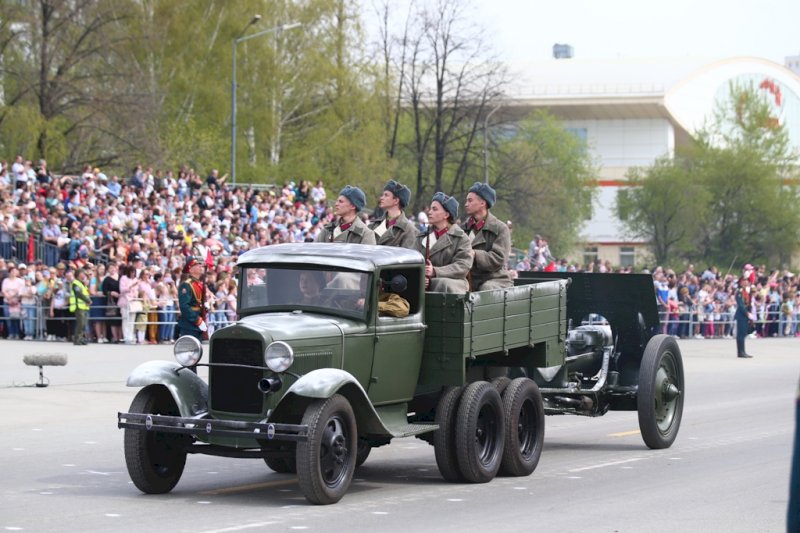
[461,182,513,291]
[315,185,376,245]
[415,192,472,293]
[369,179,417,249]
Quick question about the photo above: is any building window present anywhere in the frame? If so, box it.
[619,246,635,268]
[583,246,598,266]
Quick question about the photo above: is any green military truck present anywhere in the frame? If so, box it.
[118,243,684,504]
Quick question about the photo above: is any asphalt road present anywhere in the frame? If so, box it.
[0,337,797,533]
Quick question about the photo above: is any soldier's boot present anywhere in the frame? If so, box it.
[737,337,752,358]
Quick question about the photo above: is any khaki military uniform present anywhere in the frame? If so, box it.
[378,292,410,317]
[316,216,376,245]
[462,212,513,290]
[370,212,418,249]
[415,224,472,293]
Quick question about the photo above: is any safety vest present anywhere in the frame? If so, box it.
[69,279,90,312]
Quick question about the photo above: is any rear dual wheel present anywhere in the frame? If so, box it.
[499,378,545,476]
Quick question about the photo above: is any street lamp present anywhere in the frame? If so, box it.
[231,19,302,186]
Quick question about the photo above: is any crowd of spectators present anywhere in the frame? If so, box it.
[0,155,798,343]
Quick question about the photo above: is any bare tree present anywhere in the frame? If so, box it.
[0,0,147,170]
[375,0,507,210]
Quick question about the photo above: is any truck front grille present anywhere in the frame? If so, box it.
[210,338,264,414]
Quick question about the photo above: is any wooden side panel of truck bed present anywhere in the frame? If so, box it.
[419,278,568,386]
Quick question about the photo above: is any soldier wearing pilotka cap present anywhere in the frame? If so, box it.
[462,181,513,291]
[315,185,376,244]
[369,179,417,249]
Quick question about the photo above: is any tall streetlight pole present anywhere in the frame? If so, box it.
[483,103,502,183]
[231,19,302,186]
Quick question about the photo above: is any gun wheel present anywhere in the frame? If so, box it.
[638,334,685,449]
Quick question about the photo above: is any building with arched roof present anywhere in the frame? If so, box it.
[502,56,800,267]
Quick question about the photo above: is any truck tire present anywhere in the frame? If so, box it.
[124,386,188,494]
[455,381,505,483]
[638,334,684,449]
[263,443,297,473]
[296,394,357,504]
[264,456,297,474]
[499,378,544,477]
[490,376,511,396]
[355,438,371,468]
[434,386,466,482]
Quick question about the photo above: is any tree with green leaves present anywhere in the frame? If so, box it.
[492,111,597,256]
[616,155,709,266]
[616,82,800,267]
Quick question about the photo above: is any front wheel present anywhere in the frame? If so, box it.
[296,394,357,505]
[124,386,188,494]
[638,335,685,449]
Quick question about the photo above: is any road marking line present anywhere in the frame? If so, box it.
[200,478,298,495]
[202,522,279,533]
[608,430,641,437]
[569,458,642,472]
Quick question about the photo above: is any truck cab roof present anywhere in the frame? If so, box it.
[237,243,425,272]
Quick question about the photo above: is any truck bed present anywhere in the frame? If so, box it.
[419,278,568,385]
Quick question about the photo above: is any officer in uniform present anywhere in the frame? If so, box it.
[69,268,91,345]
[369,180,417,249]
[178,257,207,340]
[415,192,472,293]
[735,276,753,358]
[461,182,513,291]
[316,185,376,244]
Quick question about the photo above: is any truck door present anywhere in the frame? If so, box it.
[368,269,426,405]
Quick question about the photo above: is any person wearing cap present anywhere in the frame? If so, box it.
[415,192,472,293]
[369,180,417,249]
[461,182,513,290]
[315,185,376,244]
[734,276,754,358]
[69,268,91,345]
[177,257,207,341]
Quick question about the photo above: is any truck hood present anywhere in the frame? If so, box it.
[224,312,367,343]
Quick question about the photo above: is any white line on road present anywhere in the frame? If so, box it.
[202,522,279,533]
[568,457,643,472]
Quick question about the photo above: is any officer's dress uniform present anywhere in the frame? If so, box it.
[735,285,753,357]
[178,276,206,340]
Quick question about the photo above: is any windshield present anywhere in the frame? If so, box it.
[239,265,371,319]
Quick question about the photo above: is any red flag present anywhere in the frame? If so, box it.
[28,235,35,263]
[543,261,557,272]
[205,248,214,268]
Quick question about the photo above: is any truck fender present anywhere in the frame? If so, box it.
[126,360,208,418]
[281,368,390,436]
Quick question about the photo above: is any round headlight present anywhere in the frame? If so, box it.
[264,341,294,373]
[174,336,203,367]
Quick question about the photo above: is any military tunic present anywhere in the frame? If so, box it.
[315,216,376,245]
[369,212,418,249]
[178,276,205,340]
[415,224,472,293]
[461,212,513,291]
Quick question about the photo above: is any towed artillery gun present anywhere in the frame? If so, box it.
[118,244,684,504]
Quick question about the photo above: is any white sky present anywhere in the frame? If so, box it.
[365,0,800,65]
